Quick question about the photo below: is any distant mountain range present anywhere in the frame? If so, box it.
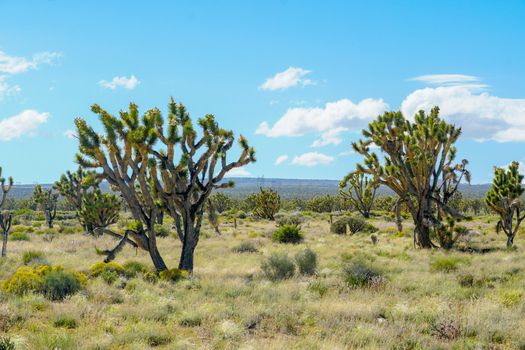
[9,178,491,199]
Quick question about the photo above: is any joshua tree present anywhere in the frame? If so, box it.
[0,167,13,209]
[79,190,121,234]
[352,107,470,248]
[206,198,221,235]
[32,185,58,228]
[1,211,12,257]
[75,99,255,272]
[54,167,101,233]
[209,192,233,213]
[339,172,378,218]
[485,161,525,248]
[251,187,281,220]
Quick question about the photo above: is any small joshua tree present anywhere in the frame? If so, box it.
[252,187,281,220]
[485,161,525,248]
[1,211,12,257]
[206,198,221,235]
[32,185,58,228]
[0,167,13,209]
[352,107,470,248]
[339,172,378,218]
[75,99,255,272]
[54,167,101,233]
[79,190,121,233]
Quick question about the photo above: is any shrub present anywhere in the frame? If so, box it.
[89,261,125,277]
[308,280,328,297]
[232,241,258,253]
[1,266,44,295]
[430,256,462,273]
[330,216,378,235]
[179,313,202,327]
[431,317,461,340]
[0,336,15,350]
[272,224,303,244]
[295,248,317,275]
[154,224,170,237]
[159,268,189,282]
[100,270,119,285]
[53,315,78,329]
[41,270,82,300]
[22,250,48,266]
[342,260,384,288]
[261,252,295,281]
[143,272,159,284]
[123,261,149,277]
[9,232,30,241]
[500,289,522,307]
[275,212,305,227]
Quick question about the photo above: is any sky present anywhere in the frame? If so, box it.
[1,0,525,184]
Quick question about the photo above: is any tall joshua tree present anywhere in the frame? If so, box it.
[352,107,470,248]
[33,185,58,228]
[75,99,255,272]
[485,161,525,248]
[339,172,378,218]
[54,167,101,233]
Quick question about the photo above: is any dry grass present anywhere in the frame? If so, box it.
[1,213,525,349]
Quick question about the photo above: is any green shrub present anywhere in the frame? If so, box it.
[295,248,317,275]
[143,271,159,284]
[272,224,303,244]
[41,270,82,300]
[232,241,258,253]
[154,224,170,237]
[308,280,328,297]
[53,315,78,329]
[1,266,44,295]
[430,256,462,273]
[159,268,189,282]
[261,252,295,281]
[342,260,383,288]
[146,333,172,346]
[500,289,522,307]
[275,212,305,227]
[9,232,30,241]
[0,336,15,350]
[330,216,378,235]
[178,313,202,327]
[22,250,48,266]
[89,261,125,277]
[100,270,119,285]
[123,260,149,277]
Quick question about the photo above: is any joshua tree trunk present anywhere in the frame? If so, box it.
[178,210,199,272]
[1,229,8,257]
[149,245,167,272]
[1,212,12,257]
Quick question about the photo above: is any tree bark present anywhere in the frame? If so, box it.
[149,244,167,272]
[414,222,434,248]
[507,234,514,248]
[178,210,198,272]
[1,230,7,257]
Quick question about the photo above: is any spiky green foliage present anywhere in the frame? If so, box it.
[32,185,58,228]
[78,190,120,231]
[0,167,13,209]
[340,172,378,218]
[206,198,221,235]
[352,107,470,248]
[484,161,525,247]
[251,187,281,220]
[75,98,255,272]
[209,192,234,213]
[54,166,101,233]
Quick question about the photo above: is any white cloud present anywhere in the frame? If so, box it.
[256,98,388,138]
[226,167,252,177]
[412,74,479,85]
[0,51,60,74]
[274,155,289,165]
[0,76,21,101]
[401,86,525,142]
[311,127,348,147]
[98,75,140,90]
[0,110,49,141]
[64,129,77,139]
[259,67,314,91]
[292,152,334,167]
[338,150,355,157]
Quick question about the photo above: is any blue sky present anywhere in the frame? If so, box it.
[1,0,525,184]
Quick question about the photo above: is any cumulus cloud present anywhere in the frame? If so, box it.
[401,86,525,142]
[226,167,252,177]
[259,67,314,91]
[274,155,289,165]
[0,76,21,101]
[0,110,49,141]
[98,75,140,90]
[292,152,334,166]
[0,51,60,74]
[64,129,77,139]
[256,98,388,141]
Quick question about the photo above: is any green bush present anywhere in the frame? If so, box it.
[89,261,126,277]
[154,224,170,237]
[179,313,202,327]
[272,224,303,244]
[308,280,329,297]
[1,266,45,295]
[275,212,305,227]
[159,268,189,282]
[430,256,462,273]
[53,315,78,329]
[9,232,30,241]
[295,248,317,275]
[0,336,15,350]
[232,241,258,253]
[330,216,378,235]
[342,260,383,288]
[100,270,119,285]
[22,250,48,265]
[41,270,82,300]
[123,260,149,277]
[261,252,295,281]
